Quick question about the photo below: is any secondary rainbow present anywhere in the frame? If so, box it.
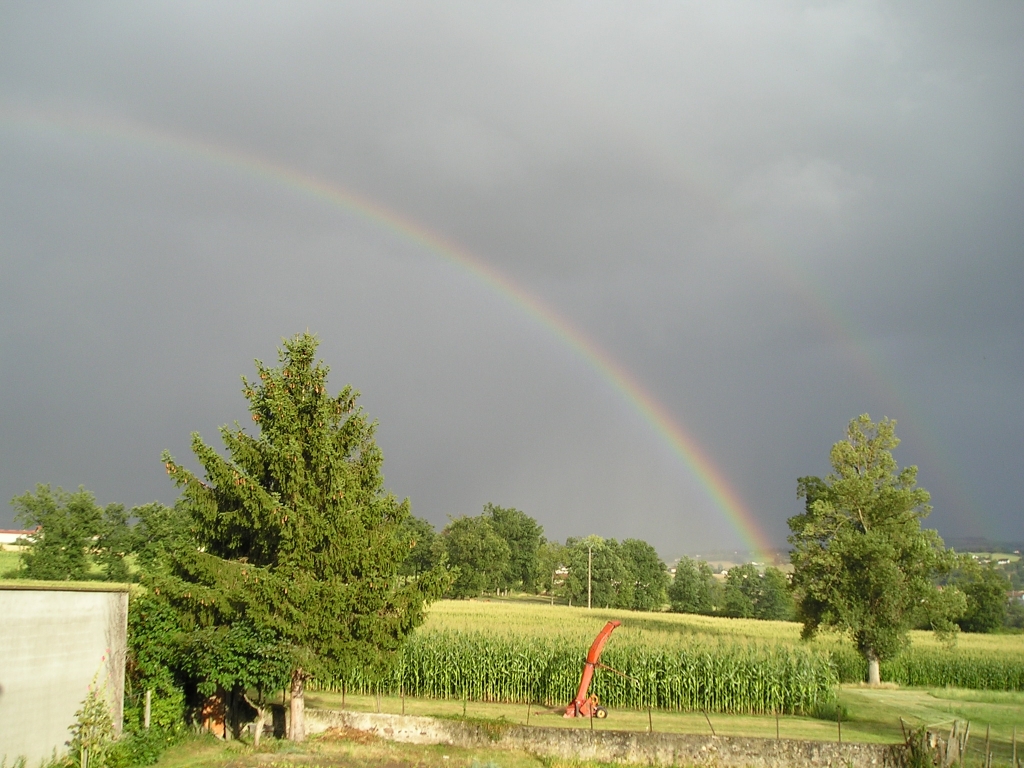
[2,107,775,559]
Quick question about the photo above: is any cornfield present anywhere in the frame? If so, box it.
[413,601,1024,692]
[882,649,1024,690]
[815,644,1024,690]
[315,631,838,715]
[312,602,1024,709]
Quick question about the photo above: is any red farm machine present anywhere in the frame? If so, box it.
[563,620,621,719]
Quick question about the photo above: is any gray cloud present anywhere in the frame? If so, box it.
[1,1,1021,556]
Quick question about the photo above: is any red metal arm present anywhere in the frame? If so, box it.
[564,620,621,717]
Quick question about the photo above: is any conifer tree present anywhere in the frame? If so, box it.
[162,333,446,740]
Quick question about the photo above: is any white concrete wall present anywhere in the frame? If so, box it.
[0,585,128,766]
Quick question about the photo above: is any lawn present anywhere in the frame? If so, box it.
[148,685,1024,768]
[149,730,560,768]
[0,548,23,577]
[304,686,1024,758]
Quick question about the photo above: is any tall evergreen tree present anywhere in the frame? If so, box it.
[162,333,446,740]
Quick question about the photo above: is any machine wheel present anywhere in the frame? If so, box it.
[595,706,608,719]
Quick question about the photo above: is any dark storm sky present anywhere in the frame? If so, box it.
[1,2,1022,558]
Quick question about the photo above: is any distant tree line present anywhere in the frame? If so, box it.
[669,557,795,620]
[396,505,671,610]
[8,485,1017,631]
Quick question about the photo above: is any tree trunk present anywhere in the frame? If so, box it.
[289,669,306,742]
[866,650,881,686]
[252,706,266,747]
[243,693,267,748]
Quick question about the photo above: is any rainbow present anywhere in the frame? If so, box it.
[1,107,776,559]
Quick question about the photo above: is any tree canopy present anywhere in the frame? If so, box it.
[788,415,963,684]
[668,556,718,615]
[955,561,1009,633]
[619,538,669,611]
[11,484,130,581]
[564,536,627,608]
[396,513,440,578]
[484,503,544,592]
[721,564,794,621]
[438,514,510,598]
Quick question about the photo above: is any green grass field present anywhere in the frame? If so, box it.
[145,684,1024,768]
[0,548,23,577]
[305,686,1024,757]
[149,731,569,768]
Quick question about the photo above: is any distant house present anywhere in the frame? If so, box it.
[0,529,34,548]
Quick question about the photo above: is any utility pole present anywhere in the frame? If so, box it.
[587,544,593,609]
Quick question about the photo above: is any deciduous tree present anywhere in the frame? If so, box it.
[439,514,510,598]
[619,538,669,611]
[721,563,794,620]
[756,566,795,621]
[668,556,717,614]
[95,503,133,582]
[565,536,628,608]
[484,504,543,592]
[12,484,102,580]
[397,514,439,579]
[956,562,1009,633]
[537,539,568,602]
[722,563,759,618]
[788,415,963,685]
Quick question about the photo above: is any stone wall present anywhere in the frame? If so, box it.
[0,583,129,766]
[306,709,904,768]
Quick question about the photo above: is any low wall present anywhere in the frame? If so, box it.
[0,582,129,766]
[306,709,904,768]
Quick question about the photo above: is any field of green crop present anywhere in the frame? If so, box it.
[326,630,838,715]
[425,600,1024,685]
[315,599,1024,712]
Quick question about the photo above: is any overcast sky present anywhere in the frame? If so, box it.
[1,2,1021,558]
